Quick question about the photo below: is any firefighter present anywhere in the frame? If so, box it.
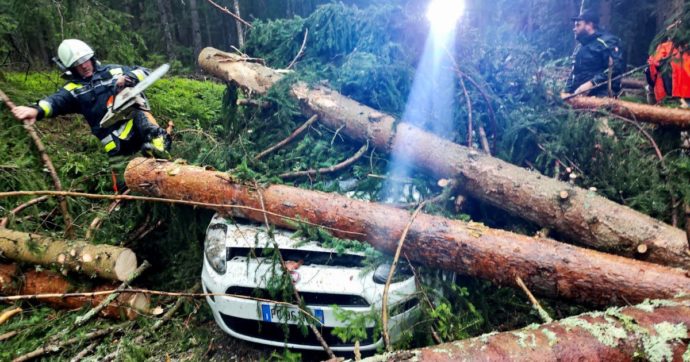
[11,39,171,159]
[565,10,626,97]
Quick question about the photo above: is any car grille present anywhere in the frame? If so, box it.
[227,247,366,267]
[220,313,377,347]
[226,286,370,307]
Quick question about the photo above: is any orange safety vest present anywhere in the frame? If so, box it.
[648,41,690,101]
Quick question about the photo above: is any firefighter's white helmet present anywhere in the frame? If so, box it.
[57,39,94,68]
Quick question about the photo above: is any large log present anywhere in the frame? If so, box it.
[198,47,690,269]
[364,297,690,362]
[0,228,137,281]
[125,157,690,306]
[0,263,148,319]
[566,95,690,128]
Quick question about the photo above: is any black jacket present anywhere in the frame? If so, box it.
[33,62,148,138]
[32,62,161,156]
[566,31,626,97]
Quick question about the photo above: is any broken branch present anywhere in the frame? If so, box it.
[255,114,318,160]
[279,142,368,179]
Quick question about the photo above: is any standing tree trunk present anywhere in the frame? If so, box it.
[156,0,175,61]
[364,297,690,362]
[197,48,690,269]
[599,0,612,29]
[233,0,245,48]
[189,0,203,60]
[125,157,690,307]
[156,0,176,60]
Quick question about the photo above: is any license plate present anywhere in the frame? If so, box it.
[261,304,324,324]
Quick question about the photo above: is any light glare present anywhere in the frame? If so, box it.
[426,0,464,33]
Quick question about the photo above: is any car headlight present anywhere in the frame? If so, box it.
[205,223,227,274]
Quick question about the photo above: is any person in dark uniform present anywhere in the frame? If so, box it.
[565,10,626,97]
[11,39,171,159]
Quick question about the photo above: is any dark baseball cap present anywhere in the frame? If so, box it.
[571,9,599,24]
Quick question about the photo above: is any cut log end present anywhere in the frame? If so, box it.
[114,250,138,281]
[121,293,150,320]
[637,244,649,254]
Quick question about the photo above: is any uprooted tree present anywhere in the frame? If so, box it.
[125,157,690,306]
[198,47,690,269]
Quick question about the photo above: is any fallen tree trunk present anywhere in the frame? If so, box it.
[364,297,690,362]
[125,158,690,306]
[0,228,137,281]
[0,263,148,319]
[621,78,646,89]
[566,95,690,128]
[198,47,690,269]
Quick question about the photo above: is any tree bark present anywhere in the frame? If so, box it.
[0,263,148,319]
[189,0,203,61]
[364,297,690,362]
[0,228,137,281]
[566,96,690,128]
[125,157,690,306]
[233,0,244,48]
[197,47,690,269]
[155,0,176,60]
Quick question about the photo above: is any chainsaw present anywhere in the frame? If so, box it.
[99,63,169,128]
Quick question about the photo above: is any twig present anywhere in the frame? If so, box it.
[286,28,309,70]
[236,98,269,108]
[0,190,366,238]
[0,196,49,228]
[252,182,336,359]
[382,201,426,352]
[459,76,473,148]
[515,276,552,323]
[562,63,650,101]
[132,284,201,344]
[205,0,252,28]
[72,261,151,329]
[69,341,98,362]
[85,190,130,240]
[255,115,318,160]
[404,254,443,344]
[685,203,690,249]
[280,142,368,179]
[0,289,320,324]
[0,330,18,341]
[0,307,21,324]
[12,322,132,362]
[0,89,74,238]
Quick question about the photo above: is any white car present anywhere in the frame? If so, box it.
[201,214,420,353]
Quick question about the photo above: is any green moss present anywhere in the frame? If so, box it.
[642,322,688,362]
[559,316,627,348]
[542,328,559,346]
[635,299,681,313]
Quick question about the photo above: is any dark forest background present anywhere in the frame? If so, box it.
[0,0,685,71]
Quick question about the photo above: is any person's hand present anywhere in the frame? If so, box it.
[115,76,127,90]
[11,106,38,125]
[574,81,594,96]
